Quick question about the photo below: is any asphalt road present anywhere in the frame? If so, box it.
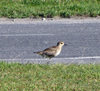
[0,19,100,64]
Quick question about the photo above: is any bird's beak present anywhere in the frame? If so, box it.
[64,44,67,46]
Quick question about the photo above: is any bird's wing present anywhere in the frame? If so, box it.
[43,46,57,55]
[44,46,57,51]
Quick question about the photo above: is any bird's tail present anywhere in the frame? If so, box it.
[33,51,43,55]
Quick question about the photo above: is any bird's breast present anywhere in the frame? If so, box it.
[55,49,61,56]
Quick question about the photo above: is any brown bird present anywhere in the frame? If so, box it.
[34,41,67,59]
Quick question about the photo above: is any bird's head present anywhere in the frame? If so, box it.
[57,41,67,47]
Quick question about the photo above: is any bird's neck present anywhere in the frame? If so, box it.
[57,45,63,49]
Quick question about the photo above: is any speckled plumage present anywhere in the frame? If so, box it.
[34,41,66,59]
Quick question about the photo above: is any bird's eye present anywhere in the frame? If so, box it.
[61,43,63,44]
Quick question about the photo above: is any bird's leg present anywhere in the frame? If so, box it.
[41,54,46,58]
[46,56,53,64]
[47,60,50,65]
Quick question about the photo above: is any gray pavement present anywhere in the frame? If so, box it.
[0,18,100,64]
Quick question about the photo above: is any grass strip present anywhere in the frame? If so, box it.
[0,0,100,18]
[0,62,100,90]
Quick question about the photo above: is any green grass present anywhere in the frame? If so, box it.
[0,62,100,91]
[0,0,100,18]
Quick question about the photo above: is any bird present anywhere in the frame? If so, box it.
[34,41,67,59]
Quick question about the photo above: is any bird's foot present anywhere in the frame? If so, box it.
[46,61,51,65]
